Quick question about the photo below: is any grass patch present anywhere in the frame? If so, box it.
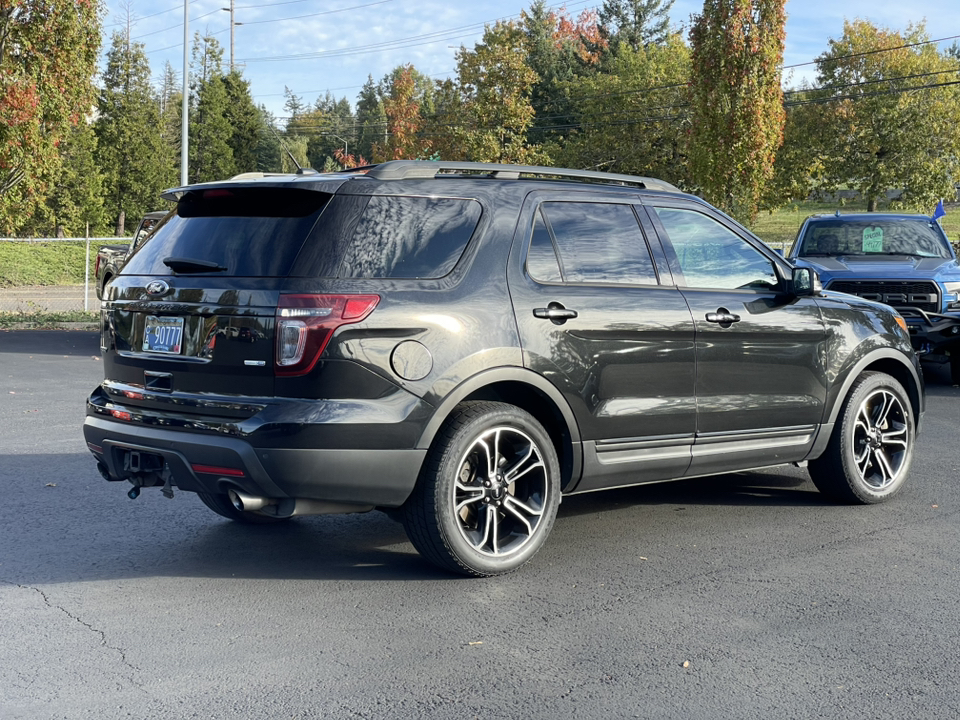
[0,240,125,288]
[0,310,98,329]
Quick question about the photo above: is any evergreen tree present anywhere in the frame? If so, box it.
[223,70,261,174]
[95,30,169,235]
[255,106,284,173]
[46,119,106,237]
[599,0,675,51]
[355,75,386,159]
[189,34,234,183]
[158,61,183,187]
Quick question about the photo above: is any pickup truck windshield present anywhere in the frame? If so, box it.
[798,219,951,259]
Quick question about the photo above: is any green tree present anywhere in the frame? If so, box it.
[522,2,605,145]
[598,0,675,51]
[0,0,102,234]
[809,21,960,211]
[355,75,386,159]
[158,60,183,188]
[95,30,169,234]
[688,0,787,224]
[452,21,546,164]
[255,106,284,173]
[45,119,105,236]
[552,35,690,185]
[222,70,261,174]
[189,34,234,183]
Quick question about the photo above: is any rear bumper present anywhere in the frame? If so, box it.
[84,416,425,507]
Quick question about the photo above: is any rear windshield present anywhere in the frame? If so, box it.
[797,218,951,259]
[122,188,331,277]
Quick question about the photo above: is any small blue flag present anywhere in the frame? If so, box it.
[933,199,946,221]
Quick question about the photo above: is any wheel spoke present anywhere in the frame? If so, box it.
[854,442,870,466]
[875,392,896,427]
[487,505,501,555]
[503,444,534,481]
[856,446,873,478]
[873,448,896,485]
[504,458,544,484]
[504,493,542,518]
[455,488,484,513]
[881,426,908,449]
[502,498,534,536]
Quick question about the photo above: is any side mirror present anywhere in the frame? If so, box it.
[791,266,822,297]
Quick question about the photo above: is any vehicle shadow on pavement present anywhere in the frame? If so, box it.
[556,468,826,520]
[1,451,835,585]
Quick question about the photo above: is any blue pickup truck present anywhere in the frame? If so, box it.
[788,212,960,382]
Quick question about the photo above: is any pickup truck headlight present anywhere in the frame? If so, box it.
[944,282,960,310]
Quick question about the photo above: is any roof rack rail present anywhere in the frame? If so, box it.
[365,160,679,192]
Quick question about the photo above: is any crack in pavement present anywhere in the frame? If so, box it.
[0,578,149,696]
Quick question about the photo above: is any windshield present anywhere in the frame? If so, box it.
[796,218,951,259]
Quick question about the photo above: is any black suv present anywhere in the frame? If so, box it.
[84,161,924,576]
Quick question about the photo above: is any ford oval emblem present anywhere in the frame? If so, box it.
[146,280,171,297]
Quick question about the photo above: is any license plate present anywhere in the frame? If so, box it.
[143,316,184,354]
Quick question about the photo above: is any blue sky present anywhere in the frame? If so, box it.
[103,0,958,120]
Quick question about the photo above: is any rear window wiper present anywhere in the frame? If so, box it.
[163,257,228,273]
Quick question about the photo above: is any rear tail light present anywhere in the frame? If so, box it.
[94,255,102,278]
[275,294,379,376]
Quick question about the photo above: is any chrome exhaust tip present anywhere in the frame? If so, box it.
[227,489,272,512]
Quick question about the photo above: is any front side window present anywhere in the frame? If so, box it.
[654,207,778,290]
[539,201,657,285]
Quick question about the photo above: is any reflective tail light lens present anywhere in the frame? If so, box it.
[275,294,379,376]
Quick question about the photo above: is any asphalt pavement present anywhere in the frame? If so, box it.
[1,330,959,719]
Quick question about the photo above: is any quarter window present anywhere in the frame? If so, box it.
[654,207,778,290]
[539,202,657,285]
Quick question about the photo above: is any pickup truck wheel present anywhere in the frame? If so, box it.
[196,491,289,525]
[402,401,560,577]
[809,371,914,504]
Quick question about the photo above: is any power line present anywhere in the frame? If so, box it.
[239,0,395,26]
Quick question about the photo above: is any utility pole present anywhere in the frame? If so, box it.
[222,0,240,72]
[181,0,189,186]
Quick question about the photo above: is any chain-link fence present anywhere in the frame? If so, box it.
[0,237,120,316]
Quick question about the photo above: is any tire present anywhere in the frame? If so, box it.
[402,401,561,577]
[196,491,290,525]
[808,371,915,504]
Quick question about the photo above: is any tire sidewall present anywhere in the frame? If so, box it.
[431,404,561,576]
[838,372,915,503]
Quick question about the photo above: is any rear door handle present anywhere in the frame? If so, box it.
[705,310,741,325]
[533,303,578,324]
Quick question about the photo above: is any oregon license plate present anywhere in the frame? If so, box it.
[143,316,184,354]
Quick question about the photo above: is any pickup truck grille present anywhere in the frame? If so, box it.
[827,280,939,313]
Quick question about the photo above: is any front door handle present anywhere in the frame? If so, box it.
[705,309,741,326]
[533,303,578,324]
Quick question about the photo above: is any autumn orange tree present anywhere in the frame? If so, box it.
[373,65,429,161]
[688,0,786,224]
[0,0,102,234]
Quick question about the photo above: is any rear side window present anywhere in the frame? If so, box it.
[339,196,481,279]
[122,188,331,277]
[540,201,657,285]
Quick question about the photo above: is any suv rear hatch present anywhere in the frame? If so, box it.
[102,185,337,401]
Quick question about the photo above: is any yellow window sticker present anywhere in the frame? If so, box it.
[862,227,884,253]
